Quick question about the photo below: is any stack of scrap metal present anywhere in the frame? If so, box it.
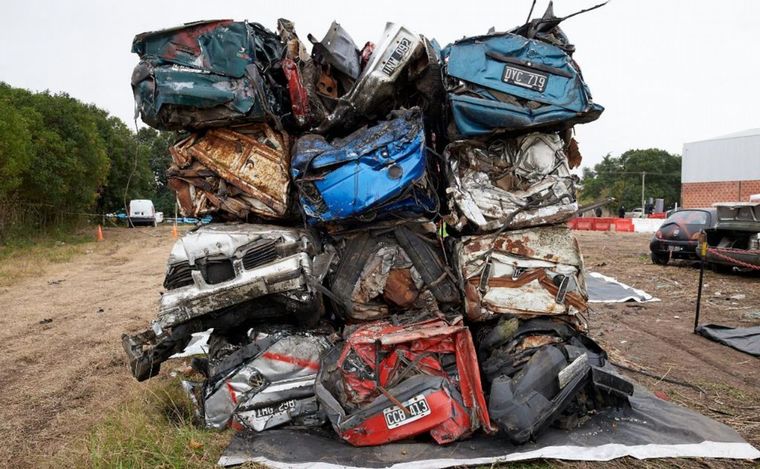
[123,1,632,448]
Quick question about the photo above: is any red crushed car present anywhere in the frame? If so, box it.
[315,315,494,446]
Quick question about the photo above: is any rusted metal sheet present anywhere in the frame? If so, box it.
[168,124,291,220]
[445,132,578,232]
[455,225,587,321]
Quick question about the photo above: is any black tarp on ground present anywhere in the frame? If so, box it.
[696,324,760,357]
[218,384,759,467]
[585,272,658,303]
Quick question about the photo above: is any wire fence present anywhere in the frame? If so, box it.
[0,198,106,243]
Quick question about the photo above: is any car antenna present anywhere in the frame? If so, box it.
[560,0,611,22]
[524,0,537,24]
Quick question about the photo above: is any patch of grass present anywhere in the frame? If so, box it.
[53,378,230,469]
[0,229,94,287]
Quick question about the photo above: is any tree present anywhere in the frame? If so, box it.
[137,127,176,214]
[0,98,32,199]
[94,112,154,213]
[2,86,110,216]
[579,148,681,210]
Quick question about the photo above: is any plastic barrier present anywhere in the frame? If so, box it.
[614,218,635,232]
[568,217,636,232]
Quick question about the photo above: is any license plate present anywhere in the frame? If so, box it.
[668,245,682,252]
[502,65,548,92]
[383,394,431,429]
[382,38,413,76]
[252,399,296,420]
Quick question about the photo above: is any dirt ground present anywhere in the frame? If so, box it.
[0,227,758,467]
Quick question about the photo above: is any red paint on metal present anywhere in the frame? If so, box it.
[262,351,320,370]
[282,58,309,122]
[225,380,238,404]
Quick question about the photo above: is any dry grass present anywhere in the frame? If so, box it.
[0,231,93,287]
[50,377,230,468]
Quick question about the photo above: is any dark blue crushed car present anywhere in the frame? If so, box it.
[443,10,603,137]
[291,108,437,224]
[131,20,285,130]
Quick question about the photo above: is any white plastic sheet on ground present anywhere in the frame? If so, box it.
[585,272,659,303]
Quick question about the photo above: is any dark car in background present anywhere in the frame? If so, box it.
[649,208,716,265]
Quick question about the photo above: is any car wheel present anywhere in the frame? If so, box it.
[651,252,669,265]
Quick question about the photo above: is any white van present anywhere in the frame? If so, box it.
[129,199,161,227]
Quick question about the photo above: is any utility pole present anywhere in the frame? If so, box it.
[640,171,646,212]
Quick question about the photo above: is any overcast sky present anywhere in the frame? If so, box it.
[1,0,758,168]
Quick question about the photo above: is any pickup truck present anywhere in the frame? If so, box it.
[699,202,760,273]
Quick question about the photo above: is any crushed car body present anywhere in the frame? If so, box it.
[477,316,632,443]
[329,223,460,321]
[185,328,333,431]
[168,124,292,220]
[122,224,328,381]
[315,315,494,446]
[131,20,285,130]
[443,13,603,137]
[291,108,436,224]
[454,225,588,322]
[445,132,578,232]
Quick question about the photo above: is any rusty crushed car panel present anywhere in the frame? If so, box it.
[168,124,291,220]
[455,225,588,322]
[329,223,460,321]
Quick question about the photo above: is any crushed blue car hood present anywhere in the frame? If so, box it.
[443,32,603,136]
[292,109,433,223]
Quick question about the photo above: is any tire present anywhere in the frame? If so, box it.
[651,252,669,265]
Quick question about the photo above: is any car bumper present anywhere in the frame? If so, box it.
[649,239,697,258]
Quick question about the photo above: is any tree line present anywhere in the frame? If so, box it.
[0,83,175,238]
[579,148,682,212]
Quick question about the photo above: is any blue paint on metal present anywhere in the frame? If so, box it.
[291,108,435,223]
[444,33,603,136]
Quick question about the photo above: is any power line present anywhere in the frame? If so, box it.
[584,171,681,176]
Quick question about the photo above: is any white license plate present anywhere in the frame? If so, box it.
[383,394,431,429]
[668,246,683,252]
[252,399,296,420]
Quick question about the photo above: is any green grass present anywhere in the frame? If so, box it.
[54,378,230,468]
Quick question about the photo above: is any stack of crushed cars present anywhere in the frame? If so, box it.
[123,3,633,447]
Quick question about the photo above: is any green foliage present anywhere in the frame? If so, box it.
[0,82,176,241]
[0,98,32,198]
[580,148,681,211]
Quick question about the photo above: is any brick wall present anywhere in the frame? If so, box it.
[682,180,760,208]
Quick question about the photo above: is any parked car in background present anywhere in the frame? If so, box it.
[625,208,645,218]
[128,199,160,227]
[649,208,716,265]
[699,202,760,273]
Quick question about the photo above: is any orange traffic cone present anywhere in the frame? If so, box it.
[171,223,178,239]
[96,224,104,242]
